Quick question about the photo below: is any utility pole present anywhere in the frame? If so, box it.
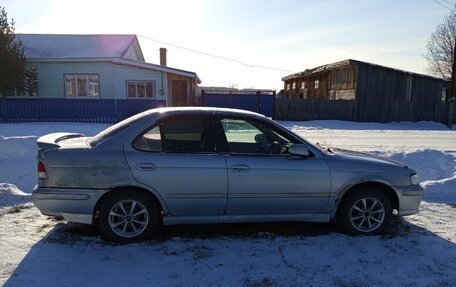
[449,36,456,128]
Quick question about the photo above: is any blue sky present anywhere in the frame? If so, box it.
[2,0,452,90]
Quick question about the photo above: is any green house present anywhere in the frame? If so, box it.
[2,34,200,123]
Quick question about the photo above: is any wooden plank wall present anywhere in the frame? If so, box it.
[275,99,454,124]
[275,99,356,121]
[355,62,408,122]
[355,62,444,122]
[412,75,442,121]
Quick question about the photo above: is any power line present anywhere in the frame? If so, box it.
[432,0,452,10]
[137,34,295,74]
[441,0,455,7]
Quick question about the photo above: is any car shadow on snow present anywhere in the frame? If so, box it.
[10,214,417,243]
[4,216,456,287]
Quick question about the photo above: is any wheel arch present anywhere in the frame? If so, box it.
[92,185,167,225]
[336,181,399,217]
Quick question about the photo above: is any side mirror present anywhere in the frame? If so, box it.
[288,144,310,157]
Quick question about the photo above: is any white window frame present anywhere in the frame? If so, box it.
[65,74,100,99]
[127,80,155,99]
[314,80,320,89]
[441,87,447,102]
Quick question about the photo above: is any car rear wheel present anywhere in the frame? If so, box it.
[98,190,160,243]
[338,188,392,235]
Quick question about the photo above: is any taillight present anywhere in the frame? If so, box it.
[38,161,47,180]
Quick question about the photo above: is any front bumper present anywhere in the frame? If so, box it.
[395,185,424,216]
[32,186,108,224]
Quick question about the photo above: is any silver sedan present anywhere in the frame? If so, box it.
[32,107,423,243]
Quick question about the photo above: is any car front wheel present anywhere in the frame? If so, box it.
[338,188,392,235]
[98,190,160,243]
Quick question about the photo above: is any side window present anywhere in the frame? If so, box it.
[133,126,162,152]
[161,116,226,153]
[220,118,293,155]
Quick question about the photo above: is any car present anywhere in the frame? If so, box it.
[32,107,423,243]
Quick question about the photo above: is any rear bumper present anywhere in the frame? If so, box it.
[395,185,424,216]
[32,186,108,224]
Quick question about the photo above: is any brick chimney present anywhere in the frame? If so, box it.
[159,48,167,66]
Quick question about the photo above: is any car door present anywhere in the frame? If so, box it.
[219,117,331,215]
[124,115,228,216]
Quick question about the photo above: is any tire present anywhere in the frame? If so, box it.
[337,188,392,235]
[98,190,160,243]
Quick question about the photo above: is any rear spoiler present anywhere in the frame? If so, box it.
[36,132,85,149]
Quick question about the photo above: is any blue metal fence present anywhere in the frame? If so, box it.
[0,98,166,123]
[201,90,276,117]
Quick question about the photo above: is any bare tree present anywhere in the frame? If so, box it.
[426,8,456,78]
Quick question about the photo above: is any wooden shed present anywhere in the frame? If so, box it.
[281,59,449,122]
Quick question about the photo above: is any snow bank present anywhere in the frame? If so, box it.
[421,175,456,203]
[0,183,30,207]
[0,135,39,193]
[389,150,456,203]
[389,150,456,181]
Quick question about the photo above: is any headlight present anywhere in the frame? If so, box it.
[410,174,420,185]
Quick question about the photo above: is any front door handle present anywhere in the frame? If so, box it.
[231,164,250,173]
[136,163,157,171]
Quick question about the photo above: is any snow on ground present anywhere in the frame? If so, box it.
[281,120,456,152]
[0,120,455,287]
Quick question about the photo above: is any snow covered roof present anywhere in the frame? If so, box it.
[17,34,145,61]
[282,59,447,82]
[16,34,200,82]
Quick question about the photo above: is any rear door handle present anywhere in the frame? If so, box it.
[231,164,250,173]
[136,163,157,171]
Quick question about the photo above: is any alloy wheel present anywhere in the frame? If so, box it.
[349,197,385,233]
[108,200,149,238]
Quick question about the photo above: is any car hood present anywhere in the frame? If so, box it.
[326,148,409,171]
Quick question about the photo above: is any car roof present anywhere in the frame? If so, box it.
[140,106,266,119]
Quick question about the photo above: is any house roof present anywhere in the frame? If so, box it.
[17,34,144,61]
[113,59,201,83]
[282,59,447,82]
[17,33,201,82]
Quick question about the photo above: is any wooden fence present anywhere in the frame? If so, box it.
[275,98,455,126]
[275,99,357,121]
[201,90,276,117]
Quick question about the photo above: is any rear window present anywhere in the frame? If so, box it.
[88,110,152,146]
